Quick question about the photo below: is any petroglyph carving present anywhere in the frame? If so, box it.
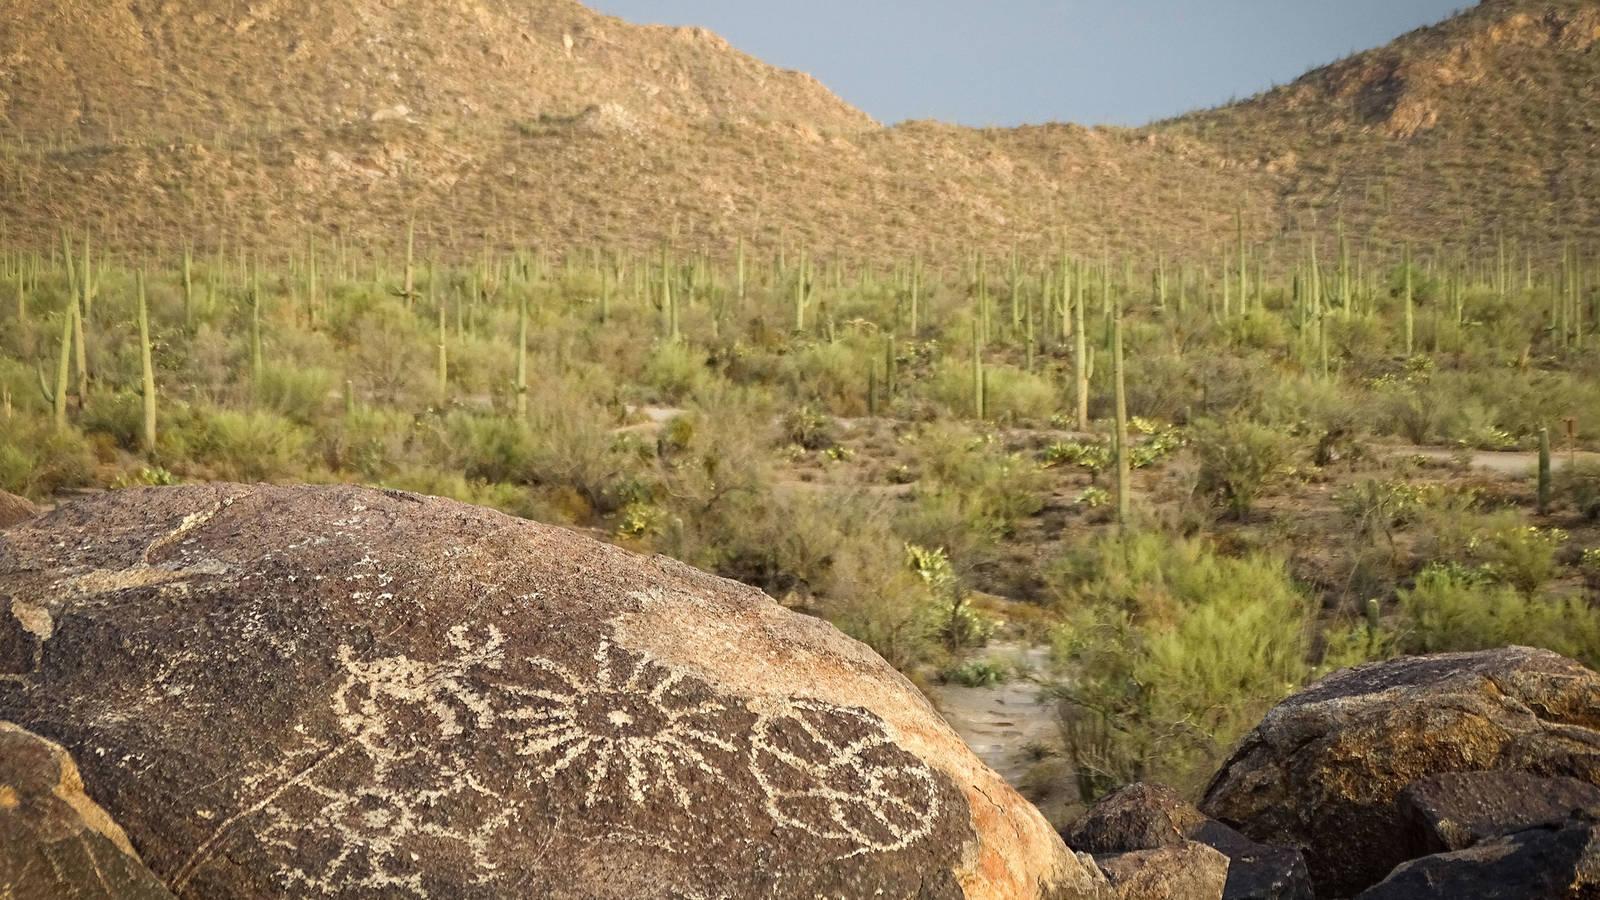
[750,699,942,857]
[504,638,740,809]
[183,623,942,894]
[194,624,518,896]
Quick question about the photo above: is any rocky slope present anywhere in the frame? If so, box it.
[1,0,1596,260]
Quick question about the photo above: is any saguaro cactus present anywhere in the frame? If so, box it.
[515,292,529,418]
[436,282,449,408]
[40,302,74,429]
[1074,261,1089,430]
[1404,244,1415,357]
[137,271,157,453]
[1112,296,1131,527]
[182,246,195,329]
[972,324,985,421]
[1538,426,1552,515]
[250,267,264,387]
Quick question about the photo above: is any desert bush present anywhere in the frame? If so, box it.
[1047,533,1313,797]
[641,341,710,403]
[1555,460,1600,520]
[183,408,311,481]
[0,419,96,499]
[1398,564,1600,667]
[1469,523,1566,595]
[780,404,836,450]
[1192,418,1295,518]
[79,389,145,451]
[255,364,334,425]
[977,365,1059,424]
[898,425,1046,568]
[320,407,416,480]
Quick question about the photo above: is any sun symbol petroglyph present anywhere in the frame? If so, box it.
[180,622,947,896]
[749,699,941,858]
[501,638,740,809]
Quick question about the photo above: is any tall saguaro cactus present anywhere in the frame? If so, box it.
[1403,244,1415,357]
[1537,427,1552,515]
[1112,295,1131,528]
[515,292,529,418]
[137,271,157,453]
[1074,261,1089,431]
[42,302,74,429]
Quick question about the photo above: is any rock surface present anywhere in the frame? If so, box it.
[1355,813,1600,899]
[1096,842,1229,900]
[1068,783,1311,900]
[1399,770,1600,855]
[1201,647,1600,897]
[1065,783,1208,855]
[0,490,39,529]
[0,721,173,899]
[0,484,1104,899]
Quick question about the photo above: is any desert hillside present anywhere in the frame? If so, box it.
[1,0,1596,259]
[1168,0,1600,256]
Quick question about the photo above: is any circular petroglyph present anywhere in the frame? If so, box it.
[502,638,741,810]
[750,699,942,857]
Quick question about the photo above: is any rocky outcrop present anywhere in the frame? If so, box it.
[1201,648,1600,897]
[0,484,1103,899]
[1067,783,1311,900]
[1355,813,1600,900]
[1399,771,1600,855]
[0,721,172,899]
[1065,783,1209,855]
[1097,842,1228,900]
[0,490,39,529]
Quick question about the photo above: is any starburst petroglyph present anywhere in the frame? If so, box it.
[503,638,739,808]
[750,699,942,857]
[182,618,945,895]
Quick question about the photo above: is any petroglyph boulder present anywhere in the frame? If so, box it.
[0,721,173,899]
[0,484,1104,899]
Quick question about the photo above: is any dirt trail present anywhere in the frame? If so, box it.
[1394,445,1600,476]
[927,644,1058,788]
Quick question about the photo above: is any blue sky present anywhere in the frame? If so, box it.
[589,1,1469,126]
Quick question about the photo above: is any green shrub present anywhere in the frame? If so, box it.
[1469,524,1566,595]
[642,341,709,402]
[0,419,95,499]
[1556,461,1600,520]
[979,365,1059,424]
[256,364,334,425]
[321,408,416,480]
[780,404,836,451]
[187,408,311,481]
[79,390,145,451]
[1192,418,1295,518]
[1399,564,1600,668]
[1047,534,1314,797]
[941,658,1010,687]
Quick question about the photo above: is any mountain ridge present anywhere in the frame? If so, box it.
[1,0,1596,260]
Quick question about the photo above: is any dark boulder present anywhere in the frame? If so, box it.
[1201,648,1600,897]
[1399,770,1600,855]
[0,484,1105,899]
[0,721,173,899]
[1065,783,1209,854]
[1355,813,1600,899]
[1066,783,1312,900]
